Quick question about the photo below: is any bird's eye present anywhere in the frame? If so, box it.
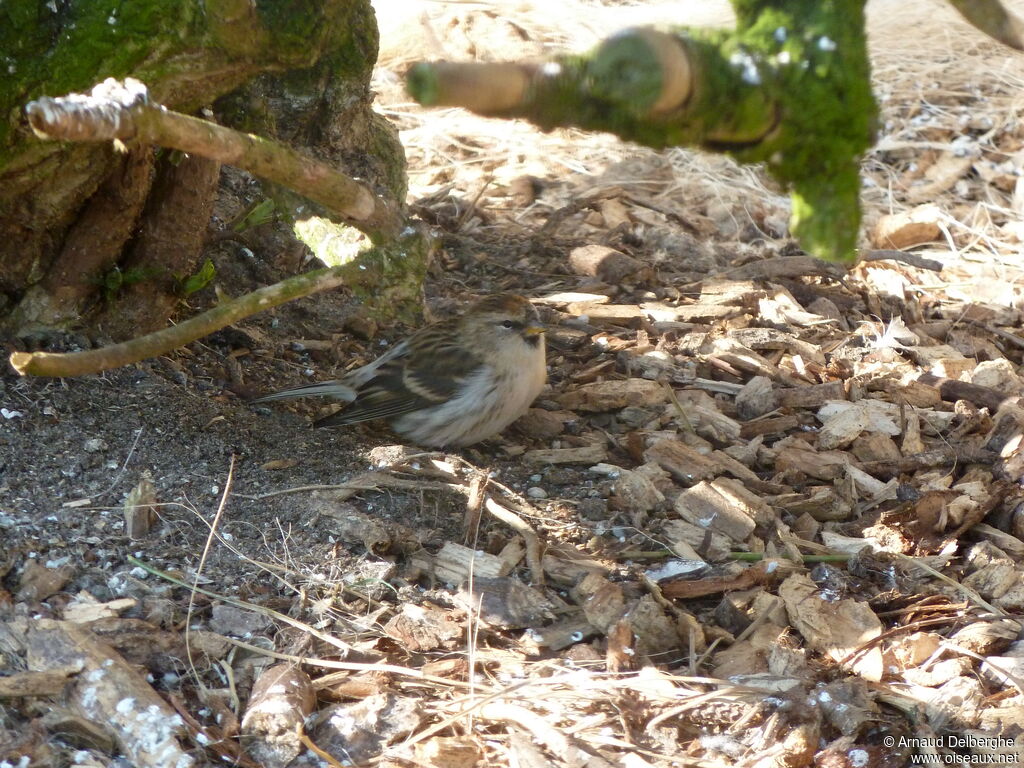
[501,320,514,329]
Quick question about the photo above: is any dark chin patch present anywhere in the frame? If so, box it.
[523,334,541,348]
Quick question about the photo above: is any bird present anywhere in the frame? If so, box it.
[254,293,547,447]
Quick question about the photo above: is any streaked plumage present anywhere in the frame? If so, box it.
[255,294,547,447]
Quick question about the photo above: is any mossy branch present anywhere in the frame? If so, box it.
[408,1,877,264]
[10,267,350,377]
[9,227,432,378]
[24,78,404,241]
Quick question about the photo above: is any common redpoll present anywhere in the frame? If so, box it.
[255,293,547,447]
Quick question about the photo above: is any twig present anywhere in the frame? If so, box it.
[897,554,1007,616]
[485,497,545,585]
[727,552,852,563]
[221,636,474,689]
[841,613,1017,669]
[185,454,237,683]
[662,380,695,434]
[857,447,998,478]
[963,319,1024,350]
[479,702,615,768]
[11,262,372,377]
[915,372,1015,412]
[25,78,402,237]
[463,472,487,546]
[858,249,944,271]
[127,556,355,656]
[234,484,365,500]
[839,615,969,667]
[298,731,348,768]
[940,641,1024,695]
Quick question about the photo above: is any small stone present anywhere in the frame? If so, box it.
[210,604,273,637]
[619,406,656,429]
[578,498,608,520]
[84,438,108,453]
[526,487,548,499]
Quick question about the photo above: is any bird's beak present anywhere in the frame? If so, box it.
[523,325,546,337]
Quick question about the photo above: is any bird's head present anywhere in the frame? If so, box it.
[462,293,546,350]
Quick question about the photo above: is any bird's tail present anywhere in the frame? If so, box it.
[251,380,357,403]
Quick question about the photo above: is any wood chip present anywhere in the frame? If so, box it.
[241,664,316,768]
[311,694,422,764]
[735,375,776,420]
[659,560,777,599]
[16,560,75,603]
[383,602,463,652]
[568,244,645,283]
[907,155,974,203]
[610,463,666,512]
[662,519,732,562]
[0,667,80,698]
[870,203,944,249]
[522,444,608,464]
[413,541,510,585]
[816,399,901,450]
[779,573,885,681]
[644,438,718,486]
[774,440,854,482]
[513,408,576,438]
[27,620,192,768]
[456,576,556,629]
[558,378,668,411]
[123,471,157,540]
[673,480,758,543]
[775,380,847,409]
[415,737,485,768]
[565,303,646,327]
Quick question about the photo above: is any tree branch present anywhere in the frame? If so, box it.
[948,0,1024,50]
[408,3,876,264]
[9,228,431,378]
[24,78,404,241]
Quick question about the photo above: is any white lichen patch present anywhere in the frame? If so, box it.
[94,697,192,767]
[729,51,761,85]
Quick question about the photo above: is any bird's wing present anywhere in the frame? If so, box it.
[252,338,413,405]
[314,351,431,426]
[402,320,483,401]
[317,320,484,427]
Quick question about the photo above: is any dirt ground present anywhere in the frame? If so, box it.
[4,1,1024,767]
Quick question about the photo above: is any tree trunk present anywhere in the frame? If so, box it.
[0,0,406,337]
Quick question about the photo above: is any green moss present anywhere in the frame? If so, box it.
[703,0,876,260]
[0,0,194,165]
